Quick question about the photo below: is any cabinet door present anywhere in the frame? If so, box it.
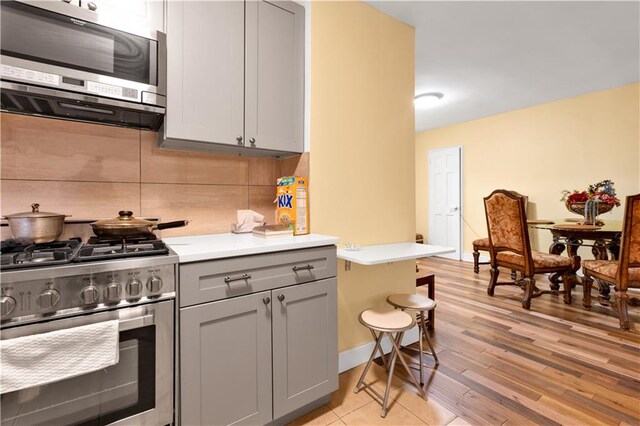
[165,0,244,146]
[245,0,305,153]
[87,0,164,32]
[180,292,273,426]
[272,278,338,419]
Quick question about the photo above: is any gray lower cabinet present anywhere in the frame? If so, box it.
[179,247,338,426]
[272,279,338,419]
[180,291,273,426]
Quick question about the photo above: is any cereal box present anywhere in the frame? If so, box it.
[276,176,309,235]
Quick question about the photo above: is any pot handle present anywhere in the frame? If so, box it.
[155,220,190,231]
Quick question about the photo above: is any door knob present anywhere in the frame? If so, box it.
[449,206,459,213]
[277,294,285,302]
[249,138,256,147]
[236,135,243,146]
[263,297,270,305]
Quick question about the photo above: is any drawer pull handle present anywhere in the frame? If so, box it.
[292,264,314,272]
[224,273,251,284]
[278,294,285,302]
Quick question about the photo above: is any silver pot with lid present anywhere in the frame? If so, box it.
[3,203,70,243]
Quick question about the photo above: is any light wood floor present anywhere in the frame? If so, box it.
[288,258,640,426]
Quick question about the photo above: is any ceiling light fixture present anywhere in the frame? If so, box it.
[414,92,444,108]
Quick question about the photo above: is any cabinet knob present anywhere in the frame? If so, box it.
[236,135,243,146]
[263,297,271,305]
[278,294,285,302]
[249,138,256,147]
[87,1,97,10]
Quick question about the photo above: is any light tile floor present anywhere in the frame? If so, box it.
[288,363,466,426]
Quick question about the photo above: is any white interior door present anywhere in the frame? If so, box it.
[428,147,462,260]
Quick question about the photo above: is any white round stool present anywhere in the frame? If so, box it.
[354,307,425,417]
[387,293,439,385]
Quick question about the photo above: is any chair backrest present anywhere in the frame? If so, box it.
[616,194,640,288]
[483,189,533,274]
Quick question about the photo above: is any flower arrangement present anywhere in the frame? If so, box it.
[561,179,621,207]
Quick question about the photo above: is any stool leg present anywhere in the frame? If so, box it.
[418,313,424,385]
[369,328,388,370]
[421,314,439,366]
[354,330,384,394]
[389,331,425,398]
[381,332,399,418]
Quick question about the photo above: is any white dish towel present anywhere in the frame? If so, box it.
[1,319,120,394]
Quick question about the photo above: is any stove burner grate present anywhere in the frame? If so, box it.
[77,239,169,262]
[1,239,82,270]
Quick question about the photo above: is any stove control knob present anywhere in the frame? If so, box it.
[1,296,16,318]
[105,282,122,302]
[146,276,163,293]
[37,289,61,309]
[126,279,142,297]
[80,286,99,305]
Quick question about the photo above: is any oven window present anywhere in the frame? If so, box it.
[0,1,155,85]
[0,325,156,426]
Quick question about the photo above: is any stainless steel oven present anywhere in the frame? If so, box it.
[0,300,174,426]
[0,0,166,129]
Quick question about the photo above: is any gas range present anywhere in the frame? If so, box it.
[0,237,177,327]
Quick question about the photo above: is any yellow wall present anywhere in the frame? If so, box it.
[310,1,416,351]
[416,83,640,256]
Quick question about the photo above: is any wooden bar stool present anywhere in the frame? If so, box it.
[386,293,439,385]
[354,308,425,417]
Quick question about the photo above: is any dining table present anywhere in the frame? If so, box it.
[528,219,623,304]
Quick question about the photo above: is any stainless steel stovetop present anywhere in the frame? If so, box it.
[0,238,178,327]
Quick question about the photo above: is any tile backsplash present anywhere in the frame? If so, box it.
[0,113,308,237]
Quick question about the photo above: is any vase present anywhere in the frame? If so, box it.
[565,200,613,225]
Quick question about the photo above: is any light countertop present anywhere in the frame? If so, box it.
[337,242,455,266]
[164,233,340,263]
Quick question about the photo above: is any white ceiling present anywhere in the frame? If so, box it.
[366,1,640,132]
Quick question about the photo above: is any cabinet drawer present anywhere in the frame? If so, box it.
[179,246,337,307]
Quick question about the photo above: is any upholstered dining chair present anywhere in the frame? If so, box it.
[583,194,640,330]
[483,190,579,309]
[473,192,528,274]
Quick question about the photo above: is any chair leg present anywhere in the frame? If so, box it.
[561,272,573,305]
[472,249,480,274]
[488,267,499,296]
[522,277,535,309]
[615,289,631,330]
[582,274,593,309]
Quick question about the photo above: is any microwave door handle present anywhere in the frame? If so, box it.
[118,314,154,332]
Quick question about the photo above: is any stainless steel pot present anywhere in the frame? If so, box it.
[91,211,189,239]
[3,203,69,243]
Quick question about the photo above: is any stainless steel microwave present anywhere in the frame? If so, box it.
[0,0,166,130]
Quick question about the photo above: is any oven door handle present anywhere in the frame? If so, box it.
[119,314,154,332]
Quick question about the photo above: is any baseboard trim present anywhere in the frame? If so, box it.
[462,251,489,263]
[338,326,419,373]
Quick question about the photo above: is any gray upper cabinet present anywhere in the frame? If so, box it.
[272,278,338,419]
[180,291,273,426]
[164,0,245,146]
[161,0,304,156]
[245,0,305,153]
